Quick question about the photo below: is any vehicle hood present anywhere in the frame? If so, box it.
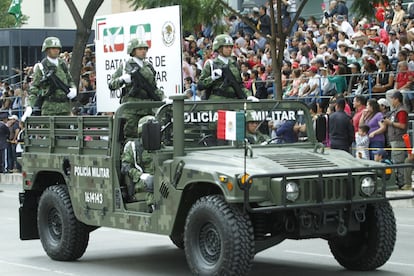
[181,146,376,176]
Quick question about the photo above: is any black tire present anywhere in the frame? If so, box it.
[169,233,184,249]
[37,185,89,261]
[184,195,255,276]
[328,202,396,271]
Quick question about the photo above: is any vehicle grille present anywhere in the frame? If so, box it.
[263,153,338,169]
[301,177,357,202]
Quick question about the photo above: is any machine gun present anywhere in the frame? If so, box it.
[220,65,246,99]
[129,67,162,101]
[36,65,71,108]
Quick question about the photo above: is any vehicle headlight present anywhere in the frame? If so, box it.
[286,182,300,202]
[360,176,376,196]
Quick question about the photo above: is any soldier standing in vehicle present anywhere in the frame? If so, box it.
[121,115,155,212]
[108,39,164,139]
[198,34,254,101]
[26,37,77,117]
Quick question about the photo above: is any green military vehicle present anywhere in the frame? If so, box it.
[19,96,413,275]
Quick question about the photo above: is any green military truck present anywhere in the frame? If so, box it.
[19,96,413,275]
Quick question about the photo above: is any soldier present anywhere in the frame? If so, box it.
[25,37,77,118]
[198,34,255,101]
[245,110,269,144]
[108,39,164,139]
[121,115,155,212]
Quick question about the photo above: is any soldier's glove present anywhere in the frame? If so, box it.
[140,173,154,193]
[21,106,32,122]
[211,69,222,81]
[163,98,173,104]
[119,73,131,84]
[247,96,259,102]
[67,88,77,99]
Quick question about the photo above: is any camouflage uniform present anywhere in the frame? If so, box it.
[29,37,75,116]
[108,39,164,138]
[121,116,155,208]
[198,34,249,100]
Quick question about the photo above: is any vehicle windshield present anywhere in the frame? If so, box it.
[157,100,316,149]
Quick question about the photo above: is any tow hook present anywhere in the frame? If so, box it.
[299,213,313,229]
[354,208,366,223]
[336,210,347,236]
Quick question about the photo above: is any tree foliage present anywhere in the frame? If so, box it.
[350,0,387,20]
[0,0,27,28]
[127,0,228,34]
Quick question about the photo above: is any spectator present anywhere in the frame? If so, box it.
[6,115,20,172]
[359,99,386,159]
[257,5,271,37]
[329,98,354,153]
[0,112,10,173]
[355,124,370,160]
[382,91,408,189]
[374,149,393,165]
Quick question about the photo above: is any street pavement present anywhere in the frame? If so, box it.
[1,182,413,276]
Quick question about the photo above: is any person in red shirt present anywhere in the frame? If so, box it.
[386,60,414,110]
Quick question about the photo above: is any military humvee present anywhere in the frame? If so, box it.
[19,96,413,275]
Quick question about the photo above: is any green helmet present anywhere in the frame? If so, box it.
[245,110,259,123]
[127,38,149,55]
[212,34,234,52]
[138,115,155,136]
[42,37,62,52]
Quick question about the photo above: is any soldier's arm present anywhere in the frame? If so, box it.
[27,67,44,108]
[108,64,125,90]
[197,60,215,90]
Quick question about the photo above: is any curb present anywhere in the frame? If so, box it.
[2,173,413,207]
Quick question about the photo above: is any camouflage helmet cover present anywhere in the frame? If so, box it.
[42,37,62,52]
[127,38,149,55]
[245,110,259,123]
[212,34,234,51]
[138,115,155,136]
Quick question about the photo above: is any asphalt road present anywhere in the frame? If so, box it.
[1,183,413,276]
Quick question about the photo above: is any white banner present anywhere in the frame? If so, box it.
[95,5,183,112]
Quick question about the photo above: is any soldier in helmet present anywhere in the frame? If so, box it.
[121,115,155,212]
[198,34,253,100]
[108,38,165,139]
[24,36,77,119]
[245,110,269,144]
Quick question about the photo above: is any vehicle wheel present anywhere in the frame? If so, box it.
[184,195,254,276]
[328,202,396,271]
[169,233,184,249]
[38,185,89,261]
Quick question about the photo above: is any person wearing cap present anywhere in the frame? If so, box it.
[387,30,400,68]
[27,37,77,119]
[198,34,251,101]
[0,112,11,173]
[382,91,408,188]
[373,149,393,165]
[108,38,165,139]
[329,98,354,153]
[378,98,390,115]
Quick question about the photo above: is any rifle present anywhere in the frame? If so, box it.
[220,65,246,99]
[129,67,162,101]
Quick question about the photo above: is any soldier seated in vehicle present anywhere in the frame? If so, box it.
[245,110,269,144]
[121,115,155,212]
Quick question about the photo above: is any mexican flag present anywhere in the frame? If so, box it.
[103,27,124,52]
[217,110,245,141]
[130,24,152,48]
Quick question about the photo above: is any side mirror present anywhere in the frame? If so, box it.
[142,120,161,151]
